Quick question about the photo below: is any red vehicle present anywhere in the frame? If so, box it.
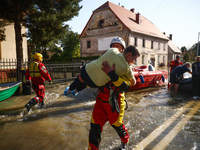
[129,65,168,91]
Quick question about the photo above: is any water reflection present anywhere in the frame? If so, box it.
[0,82,199,150]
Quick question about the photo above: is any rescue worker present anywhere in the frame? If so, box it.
[192,56,200,99]
[109,36,126,53]
[88,37,138,150]
[169,62,192,93]
[25,53,52,112]
[88,61,134,150]
[169,55,183,72]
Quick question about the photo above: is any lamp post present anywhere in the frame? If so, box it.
[197,32,200,56]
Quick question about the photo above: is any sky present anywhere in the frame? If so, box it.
[67,0,200,49]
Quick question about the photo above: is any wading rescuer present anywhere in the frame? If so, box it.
[24,53,52,112]
[87,37,139,150]
[168,55,183,72]
[88,61,134,150]
[169,62,192,93]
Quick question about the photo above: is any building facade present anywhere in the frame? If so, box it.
[80,1,170,68]
[0,19,28,60]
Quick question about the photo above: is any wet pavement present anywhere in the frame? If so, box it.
[0,82,199,150]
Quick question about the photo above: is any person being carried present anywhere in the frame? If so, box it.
[169,62,192,93]
[24,53,52,113]
[192,56,200,99]
[168,55,183,72]
[64,45,140,96]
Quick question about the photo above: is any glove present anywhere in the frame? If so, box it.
[49,81,53,85]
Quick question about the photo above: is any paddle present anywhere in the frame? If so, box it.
[140,74,145,84]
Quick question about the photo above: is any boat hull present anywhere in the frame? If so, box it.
[129,69,168,91]
[178,78,193,93]
[0,81,21,101]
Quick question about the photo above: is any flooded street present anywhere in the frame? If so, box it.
[0,81,199,150]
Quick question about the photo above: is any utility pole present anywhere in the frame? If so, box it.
[197,32,200,56]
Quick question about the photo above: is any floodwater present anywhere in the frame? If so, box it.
[0,81,199,150]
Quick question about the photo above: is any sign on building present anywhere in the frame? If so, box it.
[98,36,116,51]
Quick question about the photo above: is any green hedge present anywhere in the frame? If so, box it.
[47,55,100,63]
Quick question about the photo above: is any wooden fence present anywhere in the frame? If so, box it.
[0,59,82,84]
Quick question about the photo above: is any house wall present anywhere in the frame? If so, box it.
[80,8,169,68]
[0,23,27,60]
[168,48,174,62]
[168,48,181,63]
[80,9,129,56]
[129,33,168,68]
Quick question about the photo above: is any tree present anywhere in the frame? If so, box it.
[61,29,80,57]
[182,44,198,62]
[181,46,187,53]
[0,0,82,80]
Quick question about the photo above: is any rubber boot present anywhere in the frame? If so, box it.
[39,101,44,108]
[25,98,37,112]
[119,141,128,150]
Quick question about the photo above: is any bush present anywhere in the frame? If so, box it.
[48,55,100,63]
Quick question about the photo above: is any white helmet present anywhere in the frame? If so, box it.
[110,37,126,49]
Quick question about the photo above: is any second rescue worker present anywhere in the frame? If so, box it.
[169,55,183,72]
[24,53,52,112]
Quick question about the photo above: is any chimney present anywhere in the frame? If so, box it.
[130,8,135,13]
[169,34,172,40]
[136,13,140,24]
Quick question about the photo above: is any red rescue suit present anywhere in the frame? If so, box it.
[169,60,183,72]
[25,60,51,103]
[88,74,131,150]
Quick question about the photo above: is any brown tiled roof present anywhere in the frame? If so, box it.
[168,40,182,53]
[81,1,168,40]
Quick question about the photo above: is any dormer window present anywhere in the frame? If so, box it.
[114,22,118,25]
[98,19,104,28]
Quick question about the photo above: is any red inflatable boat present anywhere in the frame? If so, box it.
[129,65,168,91]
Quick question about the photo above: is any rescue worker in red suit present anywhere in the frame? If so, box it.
[25,53,52,112]
[88,37,138,150]
[169,55,183,72]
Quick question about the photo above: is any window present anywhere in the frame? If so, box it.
[158,55,160,65]
[87,40,91,49]
[142,55,145,64]
[163,43,166,51]
[163,56,165,64]
[151,41,153,49]
[158,43,160,50]
[98,19,104,28]
[134,37,137,46]
[142,39,145,47]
